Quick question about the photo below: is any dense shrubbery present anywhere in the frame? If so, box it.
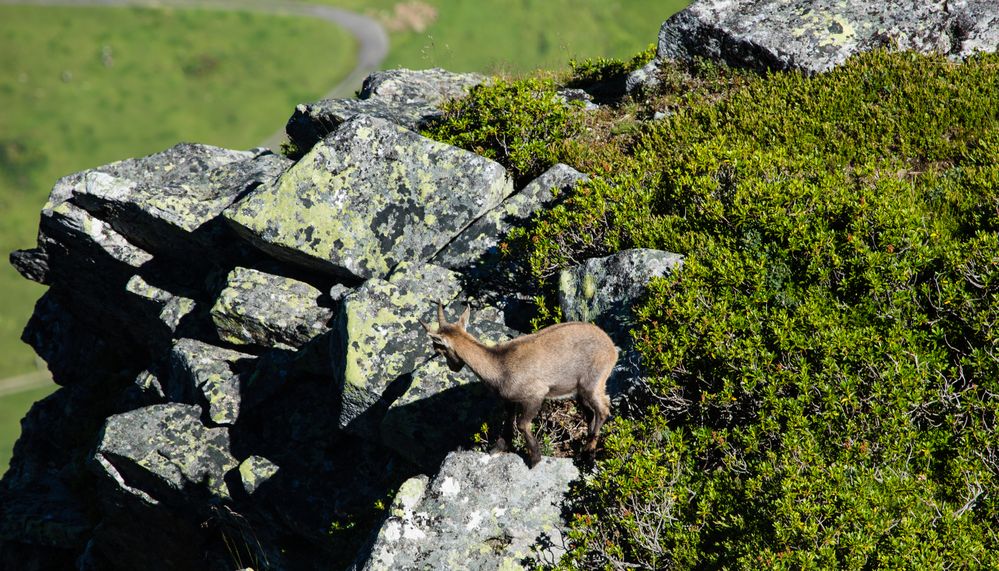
[422,77,581,184]
[426,50,999,568]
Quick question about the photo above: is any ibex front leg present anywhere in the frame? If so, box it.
[491,402,516,453]
[516,399,545,468]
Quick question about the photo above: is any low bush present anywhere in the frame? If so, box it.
[503,50,999,569]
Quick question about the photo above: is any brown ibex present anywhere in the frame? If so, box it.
[420,303,617,467]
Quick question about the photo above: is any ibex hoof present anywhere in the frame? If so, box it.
[527,454,542,468]
[490,438,510,454]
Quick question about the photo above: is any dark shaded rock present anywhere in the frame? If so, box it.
[286,68,487,150]
[210,266,334,350]
[167,339,254,426]
[354,451,578,571]
[226,115,513,281]
[630,0,999,90]
[9,247,49,285]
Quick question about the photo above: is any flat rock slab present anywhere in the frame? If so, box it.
[225,114,513,280]
[51,144,287,258]
[646,0,999,77]
[433,163,588,270]
[560,248,684,345]
[210,266,333,350]
[357,451,578,571]
[91,404,237,506]
[286,68,487,149]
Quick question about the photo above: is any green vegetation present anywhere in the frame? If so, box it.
[0,382,57,471]
[426,50,999,568]
[0,5,355,380]
[424,77,582,184]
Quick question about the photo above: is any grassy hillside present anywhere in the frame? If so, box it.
[0,5,355,380]
[425,49,999,568]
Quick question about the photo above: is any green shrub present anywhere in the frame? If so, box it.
[567,43,657,86]
[422,77,582,184]
[509,50,999,569]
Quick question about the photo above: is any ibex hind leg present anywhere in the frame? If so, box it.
[582,372,612,454]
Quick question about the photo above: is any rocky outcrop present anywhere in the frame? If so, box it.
[225,114,513,281]
[354,451,579,571]
[286,68,487,152]
[629,0,999,90]
[2,68,597,570]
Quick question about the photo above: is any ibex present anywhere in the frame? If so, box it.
[420,303,617,467]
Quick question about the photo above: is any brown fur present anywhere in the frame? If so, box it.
[421,304,617,467]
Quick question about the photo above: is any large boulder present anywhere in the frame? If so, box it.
[62,145,288,259]
[209,266,334,350]
[354,451,579,571]
[225,114,514,281]
[286,68,487,150]
[559,248,683,344]
[630,0,999,90]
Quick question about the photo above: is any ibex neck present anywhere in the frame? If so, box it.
[452,333,503,385]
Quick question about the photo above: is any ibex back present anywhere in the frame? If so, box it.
[420,303,617,467]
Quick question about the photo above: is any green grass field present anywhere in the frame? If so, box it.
[0,382,57,471]
[0,5,356,379]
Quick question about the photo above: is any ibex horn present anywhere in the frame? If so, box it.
[437,301,446,325]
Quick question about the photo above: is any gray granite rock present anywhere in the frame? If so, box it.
[630,0,999,89]
[91,404,237,504]
[210,266,334,350]
[560,248,684,345]
[65,145,289,258]
[227,115,513,281]
[286,68,487,150]
[355,451,578,571]
[237,455,281,496]
[167,339,253,426]
[433,164,588,270]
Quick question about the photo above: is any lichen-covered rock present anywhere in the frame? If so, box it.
[286,68,487,150]
[355,451,578,571]
[168,339,253,426]
[125,274,197,342]
[225,114,513,280]
[559,248,684,344]
[331,262,464,432]
[237,455,280,496]
[88,404,238,570]
[210,266,334,350]
[92,404,237,504]
[433,164,588,270]
[63,144,288,258]
[380,306,515,470]
[632,0,999,87]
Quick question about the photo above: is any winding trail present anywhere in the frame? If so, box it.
[0,0,388,396]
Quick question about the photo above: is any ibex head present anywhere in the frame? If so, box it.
[419,302,470,372]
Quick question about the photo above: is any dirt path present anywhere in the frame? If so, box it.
[0,0,390,148]
[0,0,388,395]
[0,370,52,398]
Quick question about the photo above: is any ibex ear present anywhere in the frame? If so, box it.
[457,305,471,329]
[418,319,434,333]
